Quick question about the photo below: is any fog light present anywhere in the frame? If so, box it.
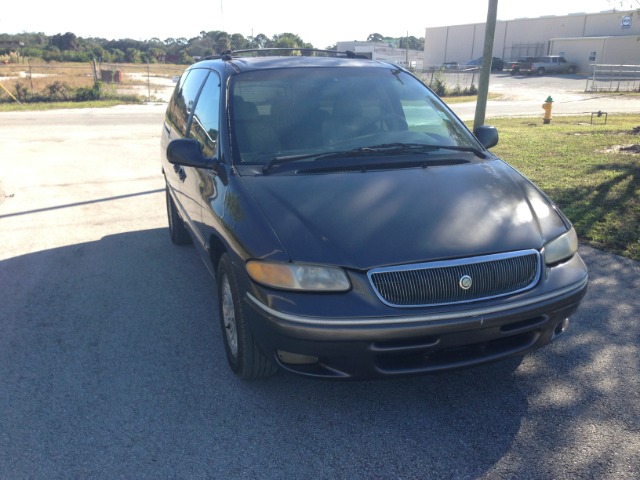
[277,350,318,365]
[553,318,570,338]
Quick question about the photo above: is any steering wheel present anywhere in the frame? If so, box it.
[359,114,408,135]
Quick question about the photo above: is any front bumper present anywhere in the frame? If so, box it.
[243,272,588,379]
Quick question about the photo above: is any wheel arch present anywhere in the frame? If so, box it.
[208,234,228,273]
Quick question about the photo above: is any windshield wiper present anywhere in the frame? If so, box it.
[362,142,487,159]
[262,152,328,173]
[262,148,387,173]
[262,143,486,173]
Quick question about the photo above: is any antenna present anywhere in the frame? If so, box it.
[220,0,224,32]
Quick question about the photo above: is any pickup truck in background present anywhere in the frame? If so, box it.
[507,57,538,75]
[513,56,578,76]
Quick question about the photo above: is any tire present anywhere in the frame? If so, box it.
[567,66,576,74]
[165,185,192,245]
[217,253,277,379]
[537,67,545,76]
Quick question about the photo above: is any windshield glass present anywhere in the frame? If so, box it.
[229,66,480,166]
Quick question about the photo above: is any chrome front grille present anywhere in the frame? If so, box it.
[368,250,541,307]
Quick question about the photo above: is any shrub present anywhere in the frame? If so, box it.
[14,82,30,101]
[431,72,447,97]
[46,81,70,100]
[73,82,103,101]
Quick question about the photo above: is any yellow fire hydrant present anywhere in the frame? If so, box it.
[542,96,554,124]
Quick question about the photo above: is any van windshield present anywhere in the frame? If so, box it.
[229,67,480,165]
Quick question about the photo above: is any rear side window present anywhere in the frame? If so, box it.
[189,72,221,158]
[168,68,209,137]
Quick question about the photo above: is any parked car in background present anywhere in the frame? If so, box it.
[517,56,577,75]
[465,57,504,71]
[506,57,539,75]
[161,49,588,380]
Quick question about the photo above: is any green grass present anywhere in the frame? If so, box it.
[442,93,502,104]
[484,115,640,261]
[0,99,143,112]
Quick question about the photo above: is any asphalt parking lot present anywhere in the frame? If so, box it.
[0,77,639,478]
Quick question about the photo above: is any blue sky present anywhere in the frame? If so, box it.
[0,0,630,48]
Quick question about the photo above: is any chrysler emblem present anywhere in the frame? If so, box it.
[459,275,473,290]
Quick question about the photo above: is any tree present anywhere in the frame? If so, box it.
[231,34,249,50]
[249,34,269,49]
[85,44,107,61]
[125,48,142,63]
[51,32,78,51]
[213,32,231,53]
[111,48,125,63]
[0,29,317,65]
[399,36,424,51]
[147,47,165,63]
[271,33,311,52]
[367,33,385,43]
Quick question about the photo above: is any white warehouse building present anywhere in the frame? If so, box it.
[336,41,424,70]
[423,9,640,73]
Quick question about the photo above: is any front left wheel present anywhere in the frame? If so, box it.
[217,253,277,379]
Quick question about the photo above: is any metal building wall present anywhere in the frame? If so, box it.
[550,36,640,73]
[583,11,640,36]
[423,10,639,69]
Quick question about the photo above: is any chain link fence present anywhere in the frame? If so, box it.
[416,67,479,96]
[96,63,184,101]
[2,60,490,103]
[0,61,184,103]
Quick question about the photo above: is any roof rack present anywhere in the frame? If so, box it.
[216,48,369,60]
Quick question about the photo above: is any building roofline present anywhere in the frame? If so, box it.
[426,9,635,30]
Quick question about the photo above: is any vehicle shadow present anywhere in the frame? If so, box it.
[0,230,637,479]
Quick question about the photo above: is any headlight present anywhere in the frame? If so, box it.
[246,261,351,291]
[544,227,578,265]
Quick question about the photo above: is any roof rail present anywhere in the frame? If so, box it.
[213,48,369,60]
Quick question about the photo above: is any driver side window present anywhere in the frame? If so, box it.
[189,71,221,159]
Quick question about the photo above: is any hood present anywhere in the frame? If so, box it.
[241,159,568,270]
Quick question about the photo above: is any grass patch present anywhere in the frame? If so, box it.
[484,115,640,261]
[442,93,502,104]
[0,99,141,112]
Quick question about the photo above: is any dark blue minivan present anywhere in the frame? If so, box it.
[161,50,587,379]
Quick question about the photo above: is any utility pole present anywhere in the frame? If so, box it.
[406,31,409,68]
[473,0,499,131]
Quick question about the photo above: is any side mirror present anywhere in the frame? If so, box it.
[473,125,499,149]
[167,138,227,183]
[167,138,215,168]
